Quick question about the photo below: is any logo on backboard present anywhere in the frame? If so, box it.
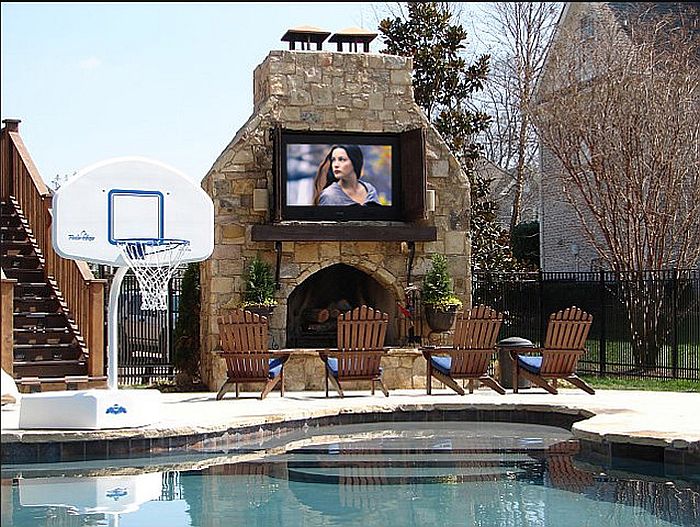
[68,230,96,242]
[106,404,127,415]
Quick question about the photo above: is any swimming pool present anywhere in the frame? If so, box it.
[3,422,698,526]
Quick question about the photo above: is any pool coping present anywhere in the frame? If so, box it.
[1,389,699,477]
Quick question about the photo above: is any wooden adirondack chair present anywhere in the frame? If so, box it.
[216,309,285,400]
[422,305,505,395]
[321,305,389,398]
[512,306,595,395]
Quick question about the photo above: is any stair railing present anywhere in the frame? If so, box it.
[1,120,106,378]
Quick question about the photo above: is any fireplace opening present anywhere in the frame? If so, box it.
[286,263,396,348]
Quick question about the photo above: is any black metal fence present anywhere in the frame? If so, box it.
[95,266,185,385]
[473,269,700,380]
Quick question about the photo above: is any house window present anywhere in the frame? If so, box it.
[580,14,595,39]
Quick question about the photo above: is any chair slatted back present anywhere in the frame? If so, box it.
[453,305,503,350]
[450,305,503,375]
[217,309,269,379]
[541,306,592,376]
[336,306,388,379]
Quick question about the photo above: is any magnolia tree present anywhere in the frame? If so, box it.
[378,2,522,273]
[530,4,700,368]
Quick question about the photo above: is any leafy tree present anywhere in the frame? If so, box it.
[530,4,699,367]
[475,2,561,231]
[378,2,518,272]
[173,262,201,387]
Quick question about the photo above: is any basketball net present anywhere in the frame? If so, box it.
[116,238,190,310]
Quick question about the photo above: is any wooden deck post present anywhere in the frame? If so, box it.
[1,272,16,376]
[87,280,106,378]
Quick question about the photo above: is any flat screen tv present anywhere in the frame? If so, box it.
[278,130,403,221]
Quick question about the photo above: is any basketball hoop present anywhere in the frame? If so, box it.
[116,238,190,310]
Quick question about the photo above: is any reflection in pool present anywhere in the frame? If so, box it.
[3,422,698,526]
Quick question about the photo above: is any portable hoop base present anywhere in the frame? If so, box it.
[19,388,161,429]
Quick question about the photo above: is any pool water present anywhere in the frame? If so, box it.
[3,422,698,527]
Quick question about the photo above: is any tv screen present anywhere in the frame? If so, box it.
[280,131,402,221]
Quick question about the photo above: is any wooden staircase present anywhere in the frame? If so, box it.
[1,119,107,392]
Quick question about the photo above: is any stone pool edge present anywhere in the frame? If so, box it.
[2,401,698,477]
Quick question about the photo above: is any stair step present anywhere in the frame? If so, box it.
[0,216,22,228]
[4,254,44,270]
[14,298,61,313]
[3,268,45,282]
[14,327,71,335]
[13,329,76,346]
[13,312,71,329]
[13,360,87,378]
[0,201,17,213]
[15,282,52,293]
[14,342,77,350]
[0,228,29,242]
[16,375,108,393]
[14,345,83,362]
[2,251,44,269]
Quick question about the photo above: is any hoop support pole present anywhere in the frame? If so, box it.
[107,266,129,390]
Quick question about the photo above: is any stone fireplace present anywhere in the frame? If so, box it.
[287,263,398,348]
[200,45,472,392]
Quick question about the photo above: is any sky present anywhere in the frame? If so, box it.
[1,2,399,186]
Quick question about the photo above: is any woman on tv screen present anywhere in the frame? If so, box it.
[312,145,381,206]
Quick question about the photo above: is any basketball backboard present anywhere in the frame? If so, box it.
[52,157,214,266]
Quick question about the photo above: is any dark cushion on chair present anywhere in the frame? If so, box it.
[430,356,452,376]
[517,355,542,374]
[269,358,283,379]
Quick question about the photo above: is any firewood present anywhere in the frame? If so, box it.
[303,308,330,323]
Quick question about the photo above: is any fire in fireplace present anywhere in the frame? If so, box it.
[286,263,396,348]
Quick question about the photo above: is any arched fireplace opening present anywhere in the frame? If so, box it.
[286,263,396,348]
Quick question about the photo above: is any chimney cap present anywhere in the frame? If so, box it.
[329,26,378,43]
[328,27,377,52]
[281,26,331,50]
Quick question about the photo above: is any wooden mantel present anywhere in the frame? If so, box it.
[251,223,437,242]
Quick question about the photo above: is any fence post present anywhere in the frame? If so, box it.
[599,270,606,375]
[168,276,174,364]
[538,269,545,346]
[672,268,678,378]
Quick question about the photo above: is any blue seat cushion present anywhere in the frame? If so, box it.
[430,356,452,376]
[517,355,542,374]
[268,358,284,379]
[325,358,382,378]
[326,357,339,377]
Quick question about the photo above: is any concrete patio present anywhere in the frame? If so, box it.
[2,387,699,473]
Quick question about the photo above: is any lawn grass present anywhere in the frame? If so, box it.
[581,375,700,392]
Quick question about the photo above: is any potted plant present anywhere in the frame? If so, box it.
[421,254,463,332]
[241,256,277,318]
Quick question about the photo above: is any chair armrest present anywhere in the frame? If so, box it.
[420,346,454,359]
[508,347,542,360]
[322,348,387,358]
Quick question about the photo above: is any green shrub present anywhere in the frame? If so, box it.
[422,254,463,311]
[173,262,201,386]
[511,220,540,269]
[242,256,277,307]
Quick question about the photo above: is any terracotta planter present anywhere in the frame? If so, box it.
[424,304,458,333]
